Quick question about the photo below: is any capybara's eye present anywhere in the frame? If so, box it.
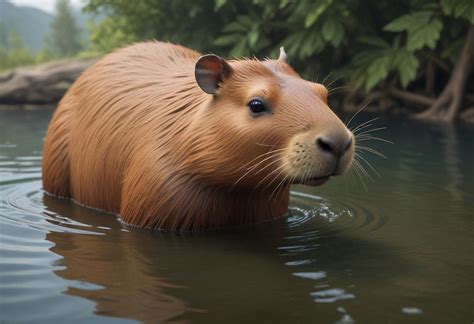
[248,99,268,117]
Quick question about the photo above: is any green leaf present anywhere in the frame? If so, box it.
[384,11,432,32]
[384,15,412,32]
[365,56,392,90]
[322,20,336,41]
[352,49,383,66]
[283,32,305,57]
[230,38,247,58]
[441,0,455,14]
[223,22,247,33]
[299,32,323,58]
[237,15,253,27]
[279,0,290,9]
[392,35,402,49]
[406,18,443,51]
[441,0,474,23]
[394,50,419,87]
[384,10,442,52]
[300,39,313,59]
[248,27,259,48]
[214,0,226,11]
[357,35,391,49]
[305,0,333,28]
[330,22,344,47]
[213,34,241,46]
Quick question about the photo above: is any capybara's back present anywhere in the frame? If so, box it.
[43,41,354,231]
[43,42,203,216]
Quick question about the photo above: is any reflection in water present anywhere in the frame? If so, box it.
[44,196,190,323]
[441,125,463,201]
[42,192,411,323]
[1,110,473,323]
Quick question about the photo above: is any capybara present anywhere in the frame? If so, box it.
[42,42,354,231]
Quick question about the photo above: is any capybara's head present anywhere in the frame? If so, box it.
[188,47,354,190]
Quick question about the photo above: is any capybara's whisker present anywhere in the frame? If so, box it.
[355,145,387,159]
[246,150,286,170]
[241,148,287,170]
[325,75,343,92]
[266,166,289,199]
[321,72,333,87]
[353,159,369,191]
[230,151,284,190]
[253,154,285,176]
[351,160,364,188]
[328,85,348,94]
[348,166,357,190]
[354,155,374,183]
[356,135,394,144]
[254,142,274,147]
[269,171,292,201]
[346,100,370,128]
[255,162,287,190]
[351,117,380,133]
[355,152,380,178]
[355,126,387,136]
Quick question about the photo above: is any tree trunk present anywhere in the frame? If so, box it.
[0,58,96,105]
[425,59,435,95]
[414,25,474,122]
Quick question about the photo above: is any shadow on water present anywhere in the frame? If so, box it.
[441,125,463,202]
[43,193,411,324]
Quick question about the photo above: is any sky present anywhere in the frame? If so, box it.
[8,0,84,14]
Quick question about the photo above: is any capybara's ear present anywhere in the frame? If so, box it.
[278,46,288,63]
[195,54,233,94]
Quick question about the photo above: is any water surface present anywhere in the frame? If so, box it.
[0,109,473,323]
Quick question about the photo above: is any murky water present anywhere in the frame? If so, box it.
[1,109,473,323]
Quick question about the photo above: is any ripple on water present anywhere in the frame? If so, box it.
[310,288,355,303]
[0,180,101,235]
[0,153,108,322]
[401,307,423,315]
[288,190,386,238]
[283,189,386,309]
[273,190,385,261]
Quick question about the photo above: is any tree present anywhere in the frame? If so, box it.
[0,22,8,49]
[49,0,83,57]
[0,29,35,70]
[84,0,474,122]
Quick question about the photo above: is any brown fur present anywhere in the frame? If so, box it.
[42,41,354,231]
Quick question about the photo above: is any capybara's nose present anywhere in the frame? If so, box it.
[316,133,352,159]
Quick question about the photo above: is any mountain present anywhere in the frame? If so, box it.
[0,1,91,53]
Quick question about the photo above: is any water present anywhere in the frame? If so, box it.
[1,109,473,323]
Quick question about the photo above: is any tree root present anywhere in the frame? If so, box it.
[388,88,435,106]
[414,25,474,122]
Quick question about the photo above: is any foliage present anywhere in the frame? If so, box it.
[0,27,56,71]
[49,0,83,57]
[87,17,137,54]
[83,0,472,93]
[0,28,35,70]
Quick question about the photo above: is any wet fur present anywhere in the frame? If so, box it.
[42,41,351,231]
